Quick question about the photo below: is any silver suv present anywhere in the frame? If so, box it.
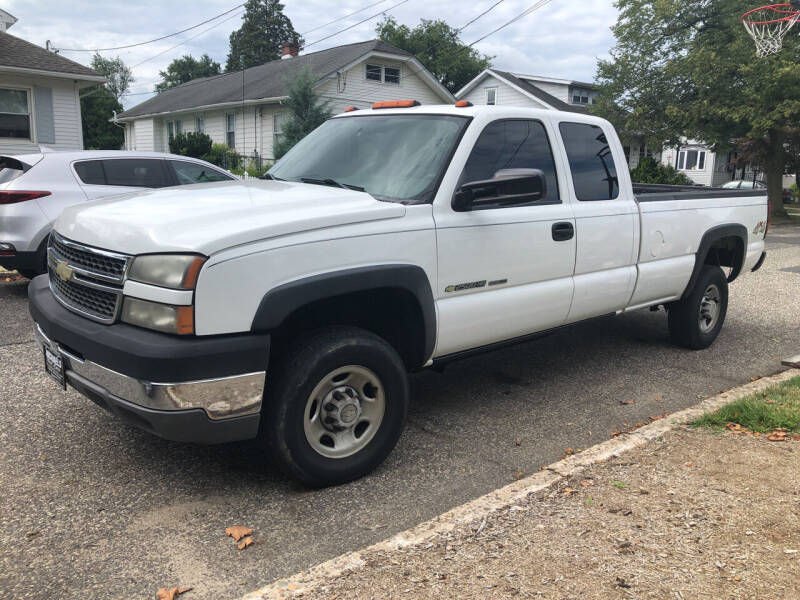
[0,150,236,278]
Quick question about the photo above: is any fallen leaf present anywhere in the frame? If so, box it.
[564,448,574,455]
[767,429,790,442]
[685,462,693,467]
[238,536,253,550]
[514,471,524,480]
[750,376,761,382]
[580,480,593,487]
[514,439,521,446]
[619,400,634,405]
[225,526,253,541]
[156,586,192,600]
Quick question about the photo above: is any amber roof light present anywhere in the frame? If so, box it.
[455,100,473,107]
[372,100,420,109]
[344,106,359,112]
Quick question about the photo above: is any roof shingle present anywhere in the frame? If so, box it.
[0,32,103,79]
[119,40,415,119]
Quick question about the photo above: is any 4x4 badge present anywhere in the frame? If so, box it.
[55,260,74,282]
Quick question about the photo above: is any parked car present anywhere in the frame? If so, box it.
[29,103,768,486]
[0,151,237,278]
[721,178,792,203]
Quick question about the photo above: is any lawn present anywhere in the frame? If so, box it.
[692,375,800,433]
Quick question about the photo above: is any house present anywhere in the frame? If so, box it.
[455,69,660,171]
[660,142,761,187]
[0,9,105,154]
[116,39,455,161]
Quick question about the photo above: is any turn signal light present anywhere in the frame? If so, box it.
[372,100,420,109]
[0,190,51,205]
[455,100,473,107]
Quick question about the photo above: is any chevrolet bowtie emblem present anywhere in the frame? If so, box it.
[55,260,74,282]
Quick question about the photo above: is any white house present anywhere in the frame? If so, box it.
[456,68,660,171]
[0,9,105,154]
[660,142,762,187]
[116,40,455,161]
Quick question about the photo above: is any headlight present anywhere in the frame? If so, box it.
[121,297,194,335]
[128,254,206,289]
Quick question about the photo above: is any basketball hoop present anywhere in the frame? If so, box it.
[742,3,800,57]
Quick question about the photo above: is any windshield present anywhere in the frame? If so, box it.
[269,114,469,204]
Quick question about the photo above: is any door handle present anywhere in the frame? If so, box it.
[551,221,574,241]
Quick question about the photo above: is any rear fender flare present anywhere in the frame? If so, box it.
[681,224,747,299]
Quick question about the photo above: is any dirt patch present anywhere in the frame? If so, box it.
[297,428,800,599]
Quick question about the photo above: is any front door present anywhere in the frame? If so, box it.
[433,118,576,357]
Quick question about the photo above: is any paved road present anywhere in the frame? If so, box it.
[1,225,799,599]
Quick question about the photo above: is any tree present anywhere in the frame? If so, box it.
[155,54,221,92]
[630,156,693,185]
[376,17,491,94]
[168,131,213,158]
[226,0,302,71]
[81,87,124,149]
[89,53,133,100]
[273,67,332,159]
[593,0,800,218]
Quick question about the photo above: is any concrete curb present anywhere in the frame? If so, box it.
[241,367,799,600]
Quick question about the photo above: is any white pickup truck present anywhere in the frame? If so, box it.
[29,102,768,486]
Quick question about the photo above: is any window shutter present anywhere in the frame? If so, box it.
[33,86,56,144]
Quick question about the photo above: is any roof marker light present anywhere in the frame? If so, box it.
[372,100,420,109]
[455,100,473,107]
[344,106,359,112]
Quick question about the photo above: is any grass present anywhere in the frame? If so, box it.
[691,375,800,433]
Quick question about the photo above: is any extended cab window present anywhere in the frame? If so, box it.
[559,122,619,201]
[170,160,233,184]
[458,119,559,204]
[101,159,170,188]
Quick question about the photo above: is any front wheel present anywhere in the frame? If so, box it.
[667,265,729,349]
[262,326,409,487]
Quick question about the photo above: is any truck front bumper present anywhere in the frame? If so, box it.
[28,275,269,444]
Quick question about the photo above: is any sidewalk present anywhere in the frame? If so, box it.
[256,372,800,600]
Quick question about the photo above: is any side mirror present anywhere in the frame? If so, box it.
[452,168,546,212]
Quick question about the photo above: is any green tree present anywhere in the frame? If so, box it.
[168,131,213,158]
[376,17,491,94]
[273,67,332,159]
[630,156,693,185]
[593,0,799,218]
[89,53,133,100]
[155,54,221,92]
[81,87,124,149]
[226,0,302,71]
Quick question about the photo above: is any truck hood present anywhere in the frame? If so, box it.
[54,179,406,255]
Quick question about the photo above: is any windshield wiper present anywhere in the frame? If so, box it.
[300,177,365,192]
[259,173,284,180]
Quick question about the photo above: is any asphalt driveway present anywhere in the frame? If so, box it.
[1,224,799,599]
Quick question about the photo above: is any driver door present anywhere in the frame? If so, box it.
[432,118,576,357]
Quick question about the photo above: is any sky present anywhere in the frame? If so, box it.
[5,0,619,109]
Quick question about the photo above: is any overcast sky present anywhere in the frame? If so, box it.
[6,0,618,108]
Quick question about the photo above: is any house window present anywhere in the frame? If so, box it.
[570,86,597,105]
[677,149,707,171]
[226,113,235,148]
[486,88,497,105]
[365,64,400,84]
[167,120,182,140]
[0,88,31,139]
[365,64,382,82]
[273,112,284,151]
[195,115,204,133]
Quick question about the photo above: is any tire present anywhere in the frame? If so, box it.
[667,265,728,350]
[262,326,409,487]
[18,241,48,279]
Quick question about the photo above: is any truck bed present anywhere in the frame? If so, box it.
[633,183,765,203]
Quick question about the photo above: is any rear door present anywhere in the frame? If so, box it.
[556,121,638,322]
[74,158,172,200]
[433,117,577,356]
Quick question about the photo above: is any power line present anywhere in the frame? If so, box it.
[303,0,411,49]
[58,3,244,52]
[131,8,246,68]
[301,0,391,36]
[468,0,554,46]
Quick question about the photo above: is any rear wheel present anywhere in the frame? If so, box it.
[262,326,409,487]
[667,265,728,349]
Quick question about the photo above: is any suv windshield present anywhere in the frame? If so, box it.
[269,114,469,204]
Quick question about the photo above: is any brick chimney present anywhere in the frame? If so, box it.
[280,42,299,60]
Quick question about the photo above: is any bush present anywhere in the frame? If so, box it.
[630,156,693,186]
[168,131,213,158]
[201,143,241,170]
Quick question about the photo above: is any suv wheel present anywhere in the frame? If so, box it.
[667,265,728,349]
[262,326,409,487]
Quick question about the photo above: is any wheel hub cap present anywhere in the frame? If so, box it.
[698,284,721,333]
[321,386,362,429]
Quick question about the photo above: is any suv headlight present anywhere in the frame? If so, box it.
[122,254,206,335]
[128,254,206,289]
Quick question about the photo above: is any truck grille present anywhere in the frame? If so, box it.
[47,233,130,324]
